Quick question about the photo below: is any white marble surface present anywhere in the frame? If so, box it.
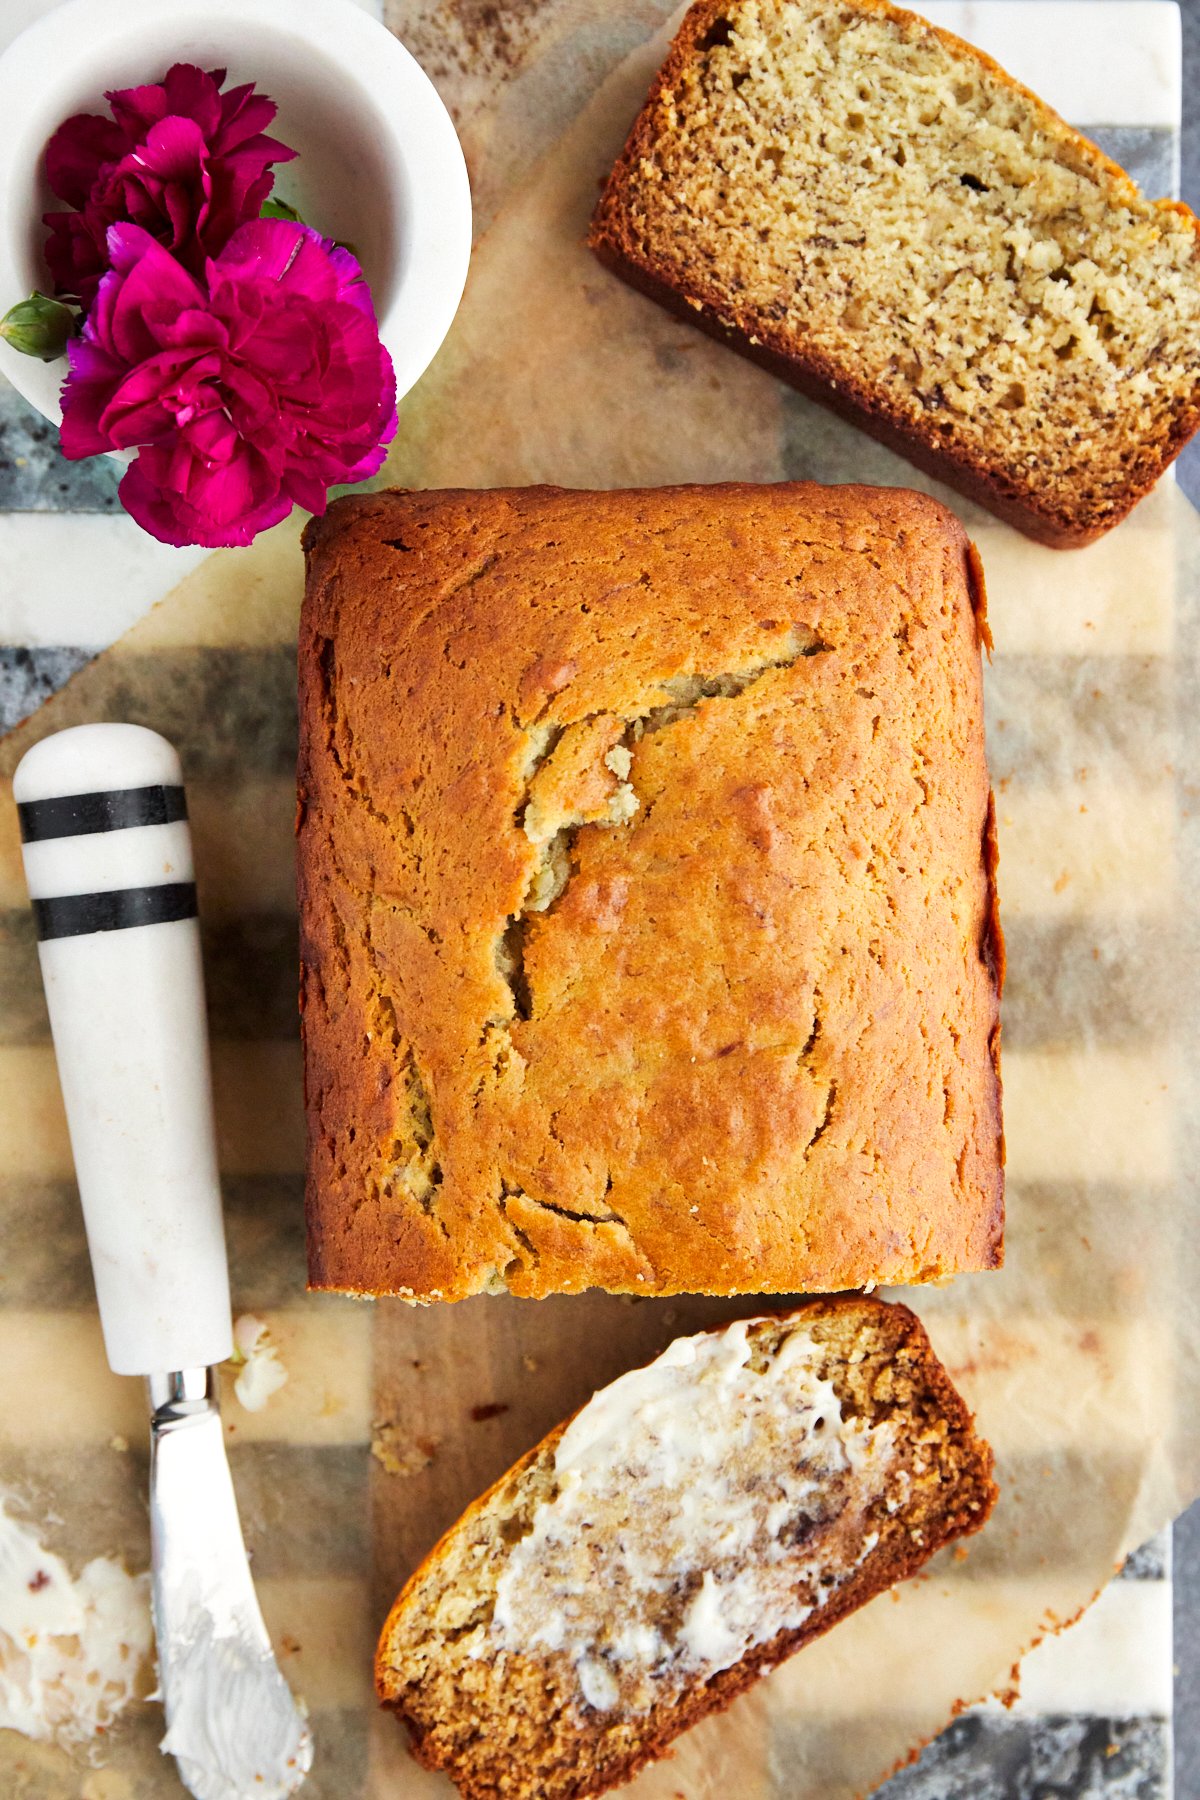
[0,514,208,648]
[922,0,1181,124]
[985,1574,1174,1717]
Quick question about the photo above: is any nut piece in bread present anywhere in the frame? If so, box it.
[376,1295,997,1800]
[298,482,1003,1302]
[589,0,1200,546]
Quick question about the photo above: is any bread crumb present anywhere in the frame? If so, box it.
[522,1355,539,1374]
[108,1435,128,1454]
[372,1421,439,1477]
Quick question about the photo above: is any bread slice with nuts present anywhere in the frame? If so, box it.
[589,0,1200,546]
[376,1295,996,1800]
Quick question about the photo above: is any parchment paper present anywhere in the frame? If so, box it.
[2,2,1199,1795]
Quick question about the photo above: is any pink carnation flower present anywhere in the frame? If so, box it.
[60,219,398,548]
[43,64,296,312]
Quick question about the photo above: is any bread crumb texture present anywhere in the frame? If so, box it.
[375,1297,997,1800]
[589,0,1200,544]
[298,483,1003,1302]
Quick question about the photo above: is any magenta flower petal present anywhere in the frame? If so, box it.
[105,80,170,139]
[43,209,108,303]
[59,336,127,457]
[104,221,163,279]
[164,307,229,349]
[44,112,126,208]
[42,63,297,306]
[158,64,223,137]
[216,85,279,149]
[133,114,208,181]
[61,219,398,547]
[322,242,380,319]
[211,218,332,292]
[341,423,397,484]
[104,226,205,363]
[120,432,295,543]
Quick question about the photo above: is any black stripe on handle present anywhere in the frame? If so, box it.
[17,784,188,844]
[33,882,198,940]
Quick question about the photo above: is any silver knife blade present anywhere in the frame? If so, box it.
[149,1368,313,1800]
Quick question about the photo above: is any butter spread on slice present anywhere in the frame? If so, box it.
[482,1318,896,1713]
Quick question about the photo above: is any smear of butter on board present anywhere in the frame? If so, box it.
[0,1493,152,1751]
[231,1313,288,1412]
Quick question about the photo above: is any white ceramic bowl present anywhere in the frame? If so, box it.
[0,0,471,427]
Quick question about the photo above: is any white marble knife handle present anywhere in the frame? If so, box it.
[13,723,233,1376]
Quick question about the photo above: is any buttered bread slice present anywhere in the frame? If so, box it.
[376,1296,996,1800]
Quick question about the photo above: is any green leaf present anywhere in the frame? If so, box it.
[0,291,74,360]
[260,197,359,260]
[260,197,305,224]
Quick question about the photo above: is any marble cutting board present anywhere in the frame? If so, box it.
[0,2,1189,1796]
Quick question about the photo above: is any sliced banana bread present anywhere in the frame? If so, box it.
[376,1296,997,1800]
[589,0,1200,546]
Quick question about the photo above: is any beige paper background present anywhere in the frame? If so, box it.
[2,2,1199,1794]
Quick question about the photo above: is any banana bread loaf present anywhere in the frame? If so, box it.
[376,1296,998,1800]
[588,0,1200,547]
[298,481,1003,1302]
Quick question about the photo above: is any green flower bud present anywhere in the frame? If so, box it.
[0,291,75,360]
[0,286,74,356]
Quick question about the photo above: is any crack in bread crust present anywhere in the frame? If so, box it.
[482,635,834,1285]
[492,629,828,1052]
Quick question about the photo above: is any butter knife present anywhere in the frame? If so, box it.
[14,722,312,1800]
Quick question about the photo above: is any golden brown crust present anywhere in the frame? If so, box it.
[375,1295,998,1800]
[587,0,1200,548]
[299,483,1004,1302]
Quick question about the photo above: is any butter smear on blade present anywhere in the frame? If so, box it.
[0,1493,152,1751]
[484,1319,897,1712]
